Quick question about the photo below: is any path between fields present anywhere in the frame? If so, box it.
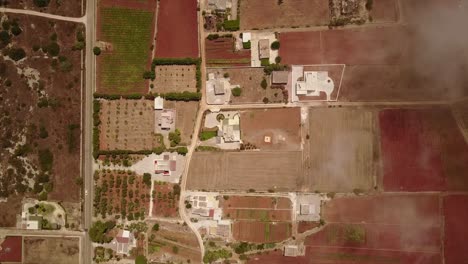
[0,7,86,23]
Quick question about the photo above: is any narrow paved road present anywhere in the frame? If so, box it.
[0,7,86,22]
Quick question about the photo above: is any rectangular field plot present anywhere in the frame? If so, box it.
[164,101,198,145]
[444,195,468,264]
[240,108,301,151]
[97,7,154,94]
[240,0,329,30]
[232,221,292,243]
[186,151,302,191]
[206,37,251,67]
[155,0,198,58]
[24,237,79,264]
[221,196,292,222]
[304,108,378,192]
[153,65,197,93]
[99,99,164,151]
[379,108,468,191]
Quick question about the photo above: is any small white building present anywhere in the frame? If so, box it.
[154,96,164,110]
[242,32,251,43]
[220,113,240,142]
[159,109,175,130]
[294,70,335,101]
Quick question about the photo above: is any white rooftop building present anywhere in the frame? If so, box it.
[242,32,251,43]
[154,96,164,110]
[294,68,335,101]
[220,113,240,142]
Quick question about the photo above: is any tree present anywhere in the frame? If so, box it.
[143,71,155,80]
[7,47,26,61]
[38,148,53,171]
[89,220,114,243]
[260,78,267,89]
[169,129,181,147]
[172,246,179,254]
[47,42,60,57]
[143,173,151,186]
[93,46,101,55]
[33,0,50,7]
[271,41,280,50]
[223,72,229,78]
[152,223,159,231]
[275,56,282,64]
[263,97,269,104]
[231,87,242,97]
[176,147,188,156]
[0,30,10,46]
[11,25,22,36]
[135,255,147,264]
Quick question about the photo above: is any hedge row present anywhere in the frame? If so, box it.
[93,91,201,101]
[96,147,187,157]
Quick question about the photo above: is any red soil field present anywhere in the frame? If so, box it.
[247,247,441,264]
[151,182,179,218]
[223,208,291,222]
[379,108,468,191]
[0,236,22,262]
[369,0,400,22]
[443,195,468,264]
[155,0,199,58]
[232,221,292,243]
[279,31,322,65]
[100,0,155,9]
[206,38,251,67]
[297,221,320,233]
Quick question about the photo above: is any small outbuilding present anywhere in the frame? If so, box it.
[272,71,289,84]
[258,39,270,59]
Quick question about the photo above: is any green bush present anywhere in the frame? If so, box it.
[143,173,151,186]
[203,249,232,263]
[271,41,280,50]
[231,87,242,97]
[164,91,201,101]
[39,125,49,139]
[0,30,10,46]
[88,220,115,243]
[206,34,219,40]
[169,129,181,147]
[33,0,50,7]
[223,19,240,31]
[143,71,155,80]
[260,58,270,67]
[199,130,217,141]
[264,63,287,75]
[2,21,10,30]
[93,46,101,56]
[275,56,281,63]
[261,78,267,89]
[7,47,26,61]
[242,40,251,49]
[366,0,374,10]
[176,147,188,156]
[47,42,60,57]
[72,41,85,51]
[38,149,53,172]
[152,223,159,231]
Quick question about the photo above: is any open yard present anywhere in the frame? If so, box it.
[94,170,151,221]
[186,151,302,191]
[24,237,79,264]
[232,221,292,243]
[379,107,468,191]
[206,37,251,67]
[152,182,179,218]
[153,65,197,93]
[207,67,285,104]
[0,14,82,203]
[147,221,201,263]
[303,107,378,192]
[240,108,301,151]
[97,4,154,94]
[155,0,198,58]
[98,99,164,151]
[163,101,198,145]
[239,0,329,30]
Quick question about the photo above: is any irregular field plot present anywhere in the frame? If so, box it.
[379,108,468,191]
[304,108,377,192]
[0,236,22,262]
[155,0,198,58]
[152,182,179,218]
[0,196,22,227]
[186,151,302,191]
[443,195,468,264]
[153,65,197,93]
[240,0,329,30]
[1,0,83,17]
[207,67,284,104]
[99,99,163,151]
[279,31,322,65]
[369,0,400,22]
[164,101,198,144]
[221,196,292,209]
[94,170,151,220]
[302,194,442,264]
[23,237,79,264]
[221,196,292,222]
[206,38,251,67]
[240,108,301,151]
[232,221,292,243]
[98,6,154,94]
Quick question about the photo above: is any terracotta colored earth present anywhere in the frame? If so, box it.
[206,38,251,67]
[0,236,22,262]
[443,195,468,264]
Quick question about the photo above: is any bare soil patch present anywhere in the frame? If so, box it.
[369,0,400,22]
[240,108,301,151]
[221,196,292,222]
[206,37,251,67]
[207,67,285,104]
[0,0,83,17]
[279,31,322,65]
[23,237,79,264]
[152,65,197,93]
[232,221,292,243]
[151,182,179,218]
[0,196,22,227]
[163,101,198,145]
[239,0,329,30]
[303,107,378,192]
[0,14,82,202]
[187,151,302,191]
[98,99,163,151]
[221,196,292,209]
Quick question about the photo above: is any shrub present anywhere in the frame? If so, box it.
[242,40,251,49]
[47,42,60,57]
[33,0,50,7]
[143,71,155,80]
[2,21,10,30]
[164,91,201,101]
[231,87,242,97]
[143,173,151,186]
[0,30,10,45]
[152,223,159,231]
[271,41,280,50]
[199,130,217,141]
[223,72,230,78]
[172,246,179,254]
[169,129,181,147]
[260,78,267,89]
[7,47,26,61]
[206,34,219,40]
[260,58,270,67]
[262,97,269,104]
[72,41,85,51]
[365,0,373,10]
[39,125,48,139]
[135,255,147,264]
[185,203,192,209]
[93,46,101,55]
[176,147,188,156]
[38,149,53,172]
[11,25,22,36]
[275,56,281,63]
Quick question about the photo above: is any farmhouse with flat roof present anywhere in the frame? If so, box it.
[258,39,270,59]
[154,153,177,176]
[220,113,241,142]
[272,71,289,84]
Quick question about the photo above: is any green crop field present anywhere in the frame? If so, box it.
[99,7,153,93]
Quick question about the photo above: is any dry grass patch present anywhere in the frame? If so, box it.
[152,65,197,93]
[23,237,79,264]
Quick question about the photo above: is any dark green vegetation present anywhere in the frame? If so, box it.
[231,87,242,97]
[203,249,232,263]
[223,19,240,31]
[199,130,217,141]
[89,220,116,243]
